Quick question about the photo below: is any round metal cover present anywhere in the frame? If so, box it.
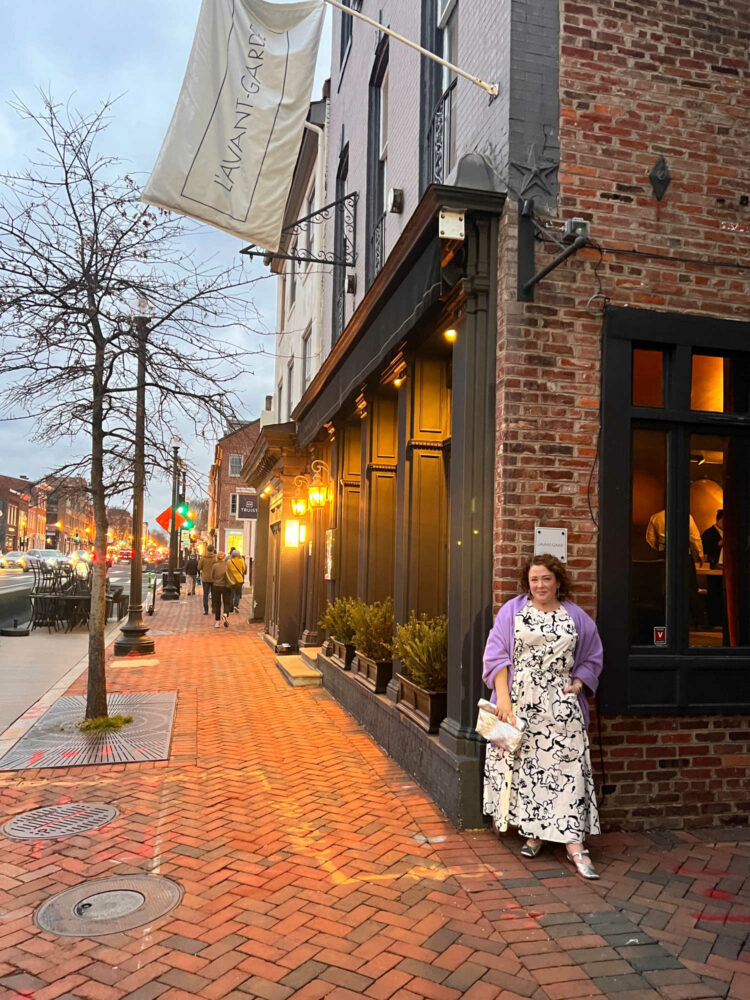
[2,803,119,841]
[35,875,183,936]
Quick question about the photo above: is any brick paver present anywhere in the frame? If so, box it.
[0,595,748,1000]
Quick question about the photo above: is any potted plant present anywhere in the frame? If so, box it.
[351,598,394,693]
[319,597,358,669]
[393,612,448,733]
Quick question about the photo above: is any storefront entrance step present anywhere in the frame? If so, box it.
[274,654,322,688]
[298,647,322,671]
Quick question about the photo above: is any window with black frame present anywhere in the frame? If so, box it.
[600,308,750,713]
[332,144,348,344]
[366,38,388,288]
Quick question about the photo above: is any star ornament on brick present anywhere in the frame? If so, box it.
[518,144,558,198]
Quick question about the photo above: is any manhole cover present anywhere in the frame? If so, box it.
[35,875,183,936]
[2,803,119,841]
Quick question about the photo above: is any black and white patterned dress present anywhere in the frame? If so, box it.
[483,602,600,843]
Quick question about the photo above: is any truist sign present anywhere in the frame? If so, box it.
[237,494,258,520]
[142,0,325,251]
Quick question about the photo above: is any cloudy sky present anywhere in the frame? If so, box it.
[0,0,331,526]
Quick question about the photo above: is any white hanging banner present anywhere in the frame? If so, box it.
[142,0,325,251]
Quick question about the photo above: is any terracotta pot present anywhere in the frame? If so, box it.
[396,673,447,733]
[352,652,393,694]
[331,638,355,670]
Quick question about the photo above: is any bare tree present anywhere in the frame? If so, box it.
[0,93,266,717]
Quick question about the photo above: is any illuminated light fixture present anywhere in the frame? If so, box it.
[284,519,300,547]
[291,476,309,516]
[308,459,332,509]
[444,327,457,342]
[299,524,307,544]
[393,376,405,388]
[263,484,273,495]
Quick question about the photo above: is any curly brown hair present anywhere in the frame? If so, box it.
[519,553,571,600]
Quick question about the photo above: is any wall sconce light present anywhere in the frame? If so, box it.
[284,519,300,547]
[393,376,405,388]
[308,459,332,509]
[291,476,309,516]
[444,327,457,342]
[299,524,307,544]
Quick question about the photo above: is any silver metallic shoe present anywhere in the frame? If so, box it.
[566,848,599,880]
[520,837,544,858]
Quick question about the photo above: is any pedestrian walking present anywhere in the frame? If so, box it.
[185,548,199,595]
[198,546,218,616]
[210,552,232,628]
[482,553,604,879]
[226,547,246,613]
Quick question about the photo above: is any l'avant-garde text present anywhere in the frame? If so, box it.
[214,26,268,193]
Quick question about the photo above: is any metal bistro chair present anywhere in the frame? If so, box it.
[28,560,62,632]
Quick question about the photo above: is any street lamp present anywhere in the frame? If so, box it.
[161,434,182,601]
[114,295,155,655]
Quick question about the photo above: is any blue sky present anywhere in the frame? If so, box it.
[0,0,331,524]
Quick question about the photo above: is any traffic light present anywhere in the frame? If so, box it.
[175,503,194,531]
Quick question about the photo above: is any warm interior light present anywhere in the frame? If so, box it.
[393,377,404,388]
[284,519,300,547]
[299,524,307,543]
[444,327,457,342]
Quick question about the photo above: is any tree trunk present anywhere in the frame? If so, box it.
[86,335,109,719]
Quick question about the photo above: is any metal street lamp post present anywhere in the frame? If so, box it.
[161,437,182,601]
[114,306,155,655]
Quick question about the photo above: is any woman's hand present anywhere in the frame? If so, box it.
[563,678,584,696]
[494,700,516,726]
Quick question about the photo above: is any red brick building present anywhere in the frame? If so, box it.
[208,421,260,560]
[0,475,31,552]
[502,0,750,830]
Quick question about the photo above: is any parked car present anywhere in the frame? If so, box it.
[0,550,26,569]
[24,549,67,571]
[70,549,93,566]
[117,549,133,562]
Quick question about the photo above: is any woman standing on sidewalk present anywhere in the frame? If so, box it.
[210,552,232,628]
[482,554,604,880]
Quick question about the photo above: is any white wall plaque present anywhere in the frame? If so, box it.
[534,526,568,563]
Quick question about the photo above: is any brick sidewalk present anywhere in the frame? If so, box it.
[0,595,748,1000]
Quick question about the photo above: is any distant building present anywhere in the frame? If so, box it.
[106,507,133,546]
[0,475,31,552]
[46,477,94,553]
[208,420,260,559]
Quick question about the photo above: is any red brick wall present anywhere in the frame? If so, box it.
[593,712,750,830]
[494,0,750,828]
[213,421,260,546]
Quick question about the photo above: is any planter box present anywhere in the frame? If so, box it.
[331,639,355,670]
[352,652,393,694]
[397,674,447,733]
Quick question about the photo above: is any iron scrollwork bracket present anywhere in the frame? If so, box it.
[240,191,358,268]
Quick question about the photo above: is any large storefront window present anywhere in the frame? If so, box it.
[600,309,750,713]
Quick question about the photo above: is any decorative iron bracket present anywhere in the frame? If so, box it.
[240,192,358,267]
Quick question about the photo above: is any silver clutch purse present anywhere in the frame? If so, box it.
[476,699,524,752]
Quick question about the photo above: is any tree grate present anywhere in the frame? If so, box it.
[2,803,119,841]
[0,692,176,771]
